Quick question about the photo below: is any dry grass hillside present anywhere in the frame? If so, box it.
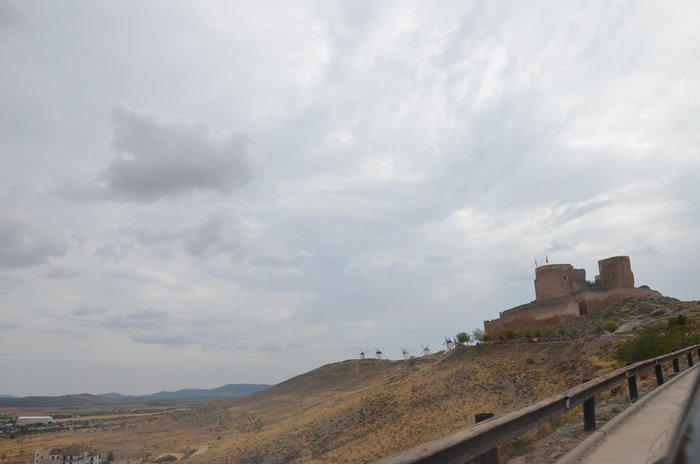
[2,296,699,464]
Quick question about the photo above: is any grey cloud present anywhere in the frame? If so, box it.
[132,209,310,268]
[132,211,246,259]
[68,233,88,251]
[549,197,611,226]
[0,0,21,31]
[45,266,82,279]
[133,228,185,246]
[0,275,23,285]
[544,240,574,254]
[95,242,133,261]
[183,213,246,258]
[258,342,283,352]
[130,330,193,347]
[249,250,312,268]
[0,216,67,268]
[101,104,262,202]
[104,309,168,330]
[633,244,658,256]
[72,306,108,316]
[424,253,451,265]
[0,321,21,331]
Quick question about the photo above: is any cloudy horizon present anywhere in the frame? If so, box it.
[1,0,699,396]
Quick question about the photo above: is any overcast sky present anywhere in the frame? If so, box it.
[1,0,699,396]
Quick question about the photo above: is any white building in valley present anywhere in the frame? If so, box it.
[16,416,52,426]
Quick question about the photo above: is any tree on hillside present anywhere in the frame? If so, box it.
[472,328,484,344]
[456,332,470,345]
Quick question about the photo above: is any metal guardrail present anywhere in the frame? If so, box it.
[374,343,700,464]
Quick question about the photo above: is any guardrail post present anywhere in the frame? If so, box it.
[655,364,665,385]
[673,358,680,373]
[475,413,499,464]
[583,397,596,431]
[627,374,638,401]
[581,379,596,431]
[688,352,694,367]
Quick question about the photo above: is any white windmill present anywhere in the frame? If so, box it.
[421,344,431,357]
[402,347,410,360]
[375,348,383,360]
[359,349,366,360]
[444,336,455,351]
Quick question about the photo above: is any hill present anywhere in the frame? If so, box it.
[0,384,270,408]
[137,384,270,400]
[1,296,699,464]
[0,393,110,408]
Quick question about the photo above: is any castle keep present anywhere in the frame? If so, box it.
[483,256,661,336]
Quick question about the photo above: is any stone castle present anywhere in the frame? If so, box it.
[483,256,661,336]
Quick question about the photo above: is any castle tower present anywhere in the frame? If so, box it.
[597,256,634,290]
[534,264,587,301]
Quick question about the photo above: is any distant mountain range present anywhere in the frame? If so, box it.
[0,384,270,407]
[99,383,270,400]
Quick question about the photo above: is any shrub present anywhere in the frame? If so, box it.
[604,320,619,334]
[615,317,700,363]
[669,315,687,326]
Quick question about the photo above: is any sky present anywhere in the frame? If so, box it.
[1,0,699,396]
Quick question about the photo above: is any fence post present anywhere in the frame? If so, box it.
[673,358,680,373]
[627,374,638,401]
[655,364,665,385]
[688,352,694,367]
[475,413,499,464]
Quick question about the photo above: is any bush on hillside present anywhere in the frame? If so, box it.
[604,320,618,334]
[615,316,700,363]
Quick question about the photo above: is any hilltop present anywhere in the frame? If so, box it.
[2,296,699,464]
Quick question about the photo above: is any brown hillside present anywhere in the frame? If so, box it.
[2,296,699,464]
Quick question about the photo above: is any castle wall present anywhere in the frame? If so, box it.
[484,298,579,335]
[577,287,660,314]
[534,264,587,301]
[597,256,634,290]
